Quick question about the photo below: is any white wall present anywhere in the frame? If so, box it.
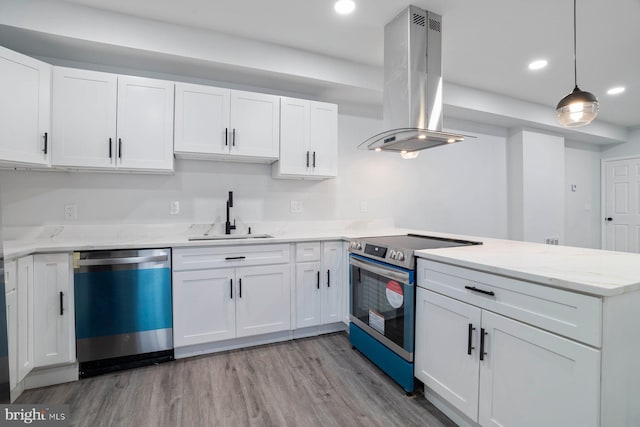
[564,142,602,249]
[0,113,510,239]
[601,127,640,159]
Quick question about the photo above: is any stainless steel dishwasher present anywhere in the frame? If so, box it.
[74,248,173,377]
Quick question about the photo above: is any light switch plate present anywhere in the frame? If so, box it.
[170,201,180,215]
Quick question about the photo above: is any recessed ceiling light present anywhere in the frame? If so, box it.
[334,0,355,15]
[607,86,625,95]
[528,59,548,71]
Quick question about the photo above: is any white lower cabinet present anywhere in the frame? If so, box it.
[4,260,18,390]
[33,253,75,367]
[416,259,602,427]
[17,256,34,383]
[173,244,291,349]
[295,241,344,329]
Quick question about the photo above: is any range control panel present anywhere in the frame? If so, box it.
[348,240,412,269]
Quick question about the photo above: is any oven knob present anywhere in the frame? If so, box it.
[396,251,405,261]
[389,250,397,259]
[355,242,362,250]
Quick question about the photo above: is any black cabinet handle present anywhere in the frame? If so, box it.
[59,291,64,316]
[232,128,236,146]
[479,328,487,361]
[316,271,320,289]
[467,323,475,355]
[239,278,242,298]
[43,132,48,154]
[327,269,330,287]
[313,151,316,167]
[225,128,228,146]
[230,278,233,299]
[605,217,613,222]
[225,256,246,261]
[109,138,113,158]
[306,151,310,167]
[118,138,122,159]
[465,285,495,297]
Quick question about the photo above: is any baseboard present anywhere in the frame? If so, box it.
[175,330,294,359]
[24,363,79,390]
[292,322,347,339]
[10,381,24,403]
[423,386,480,427]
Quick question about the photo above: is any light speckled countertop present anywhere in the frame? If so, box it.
[3,221,640,297]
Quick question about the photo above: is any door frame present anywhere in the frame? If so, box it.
[601,155,640,250]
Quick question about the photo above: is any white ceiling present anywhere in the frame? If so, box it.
[55,0,640,128]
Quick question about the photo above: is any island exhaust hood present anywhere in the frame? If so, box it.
[359,6,464,155]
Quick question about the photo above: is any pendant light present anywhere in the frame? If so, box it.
[556,0,599,127]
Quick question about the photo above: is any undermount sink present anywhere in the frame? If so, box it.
[188,233,274,241]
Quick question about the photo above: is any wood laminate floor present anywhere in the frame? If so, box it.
[18,333,456,427]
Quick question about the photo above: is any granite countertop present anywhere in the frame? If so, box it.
[4,221,640,297]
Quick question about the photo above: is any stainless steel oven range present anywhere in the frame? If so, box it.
[348,234,481,394]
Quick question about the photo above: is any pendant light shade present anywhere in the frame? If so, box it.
[556,0,599,127]
[556,85,599,127]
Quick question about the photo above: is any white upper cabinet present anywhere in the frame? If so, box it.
[52,67,117,169]
[273,97,337,180]
[116,75,175,171]
[52,67,174,172]
[174,83,230,157]
[0,46,51,166]
[174,84,279,162]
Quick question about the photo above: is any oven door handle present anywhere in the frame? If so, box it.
[349,257,411,284]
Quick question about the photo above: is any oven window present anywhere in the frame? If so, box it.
[350,259,414,354]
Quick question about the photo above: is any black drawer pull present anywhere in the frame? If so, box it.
[60,291,64,316]
[316,271,320,289]
[225,256,246,261]
[230,278,233,299]
[312,151,316,167]
[232,128,236,146]
[327,269,330,287]
[43,132,48,154]
[109,138,113,158]
[118,138,122,158]
[306,151,310,167]
[480,328,487,361]
[239,278,242,298]
[465,285,495,296]
[225,128,228,146]
[467,323,475,355]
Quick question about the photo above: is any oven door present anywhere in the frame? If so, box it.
[349,254,415,362]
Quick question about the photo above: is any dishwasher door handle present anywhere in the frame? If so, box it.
[76,255,169,266]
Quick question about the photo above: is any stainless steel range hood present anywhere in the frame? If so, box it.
[359,6,464,154]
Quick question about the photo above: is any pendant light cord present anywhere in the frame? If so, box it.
[573,0,578,88]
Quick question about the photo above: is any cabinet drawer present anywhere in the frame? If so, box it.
[295,242,321,262]
[173,244,290,271]
[417,259,602,347]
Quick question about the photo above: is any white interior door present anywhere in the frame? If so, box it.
[603,157,640,252]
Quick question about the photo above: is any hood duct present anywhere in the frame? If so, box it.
[359,6,464,154]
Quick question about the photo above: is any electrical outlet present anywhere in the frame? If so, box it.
[290,200,303,213]
[170,201,180,215]
[545,237,559,245]
[64,204,77,220]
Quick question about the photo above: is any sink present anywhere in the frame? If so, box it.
[188,233,274,241]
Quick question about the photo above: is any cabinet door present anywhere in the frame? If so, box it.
[309,101,338,178]
[17,256,34,383]
[174,83,230,156]
[33,254,74,367]
[5,289,17,390]
[116,75,174,171]
[277,97,310,176]
[52,67,117,168]
[229,90,279,160]
[321,241,343,324]
[295,261,321,329]
[236,264,290,337]
[173,269,236,346]
[415,288,481,421]
[478,310,600,427]
[0,46,50,166]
